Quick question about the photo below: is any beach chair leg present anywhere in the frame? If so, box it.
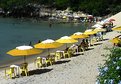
[24,70,29,76]
[10,74,12,79]
[25,71,27,76]
[45,62,48,67]
[27,71,29,76]
[37,63,41,68]
[50,61,53,66]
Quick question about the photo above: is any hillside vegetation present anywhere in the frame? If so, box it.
[0,0,121,16]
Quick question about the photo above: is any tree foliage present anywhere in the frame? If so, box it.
[0,0,121,16]
[97,48,121,84]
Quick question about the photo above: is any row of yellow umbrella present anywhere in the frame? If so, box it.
[84,28,106,35]
[109,37,121,44]
[109,26,121,44]
[70,32,89,39]
[6,33,87,63]
[7,27,105,63]
[112,26,121,31]
[7,37,78,63]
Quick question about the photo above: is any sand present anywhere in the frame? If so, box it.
[0,12,121,84]
[108,12,121,28]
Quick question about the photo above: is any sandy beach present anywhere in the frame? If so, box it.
[0,12,121,84]
[108,12,121,28]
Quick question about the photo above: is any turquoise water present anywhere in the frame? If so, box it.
[0,17,87,64]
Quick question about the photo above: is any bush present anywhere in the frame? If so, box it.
[97,48,121,84]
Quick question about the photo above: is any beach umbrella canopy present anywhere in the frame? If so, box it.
[109,38,121,44]
[70,32,89,39]
[87,15,93,19]
[97,21,104,25]
[34,39,63,55]
[97,19,110,26]
[92,24,103,28]
[74,15,80,18]
[84,29,97,35]
[112,26,121,31]
[7,45,43,62]
[93,28,106,32]
[80,14,87,18]
[56,36,78,43]
[34,39,63,49]
[56,36,78,48]
[109,18,115,22]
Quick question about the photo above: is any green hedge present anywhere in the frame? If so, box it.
[97,48,121,84]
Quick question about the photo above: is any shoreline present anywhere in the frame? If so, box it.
[0,12,121,83]
[0,16,97,24]
[0,30,120,84]
[0,44,69,69]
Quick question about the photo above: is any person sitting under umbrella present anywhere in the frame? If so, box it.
[79,39,89,51]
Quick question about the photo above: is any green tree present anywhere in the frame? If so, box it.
[97,48,121,84]
[1,0,121,16]
[54,0,69,9]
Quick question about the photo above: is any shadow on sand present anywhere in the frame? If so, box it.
[29,68,53,76]
[72,52,84,57]
[86,48,94,51]
[94,43,102,46]
[55,60,71,65]
[102,38,109,41]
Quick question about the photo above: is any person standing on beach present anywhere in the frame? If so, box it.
[49,20,52,28]
[38,40,41,43]
[29,41,32,46]
[49,22,52,28]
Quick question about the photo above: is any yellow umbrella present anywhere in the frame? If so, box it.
[56,36,78,43]
[34,39,63,55]
[93,28,106,32]
[7,45,43,63]
[70,32,89,39]
[109,38,121,44]
[112,26,121,31]
[84,29,97,35]
[56,36,78,48]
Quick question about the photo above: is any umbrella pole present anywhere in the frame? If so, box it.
[78,38,80,45]
[66,43,68,49]
[24,56,26,63]
[48,49,50,56]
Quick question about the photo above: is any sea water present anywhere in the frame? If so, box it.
[0,17,88,65]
